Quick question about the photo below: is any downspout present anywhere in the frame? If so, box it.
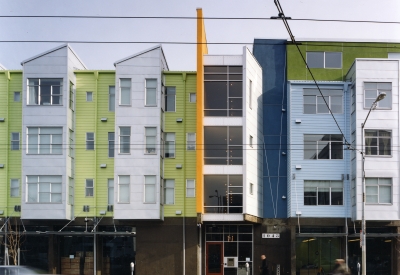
[344,82,348,265]
[183,72,187,275]
[5,71,10,265]
[94,71,99,275]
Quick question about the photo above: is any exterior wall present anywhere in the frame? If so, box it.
[347,59,400,221]
[74,71,115,218]
[114,46,167,219]
[287,81,351,218]
[163,72,197,217]
[21,45,86,220]
[253,39,288,219]
[243,47,263,217]
[0,71,23,217]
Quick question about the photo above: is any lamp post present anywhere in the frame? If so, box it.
[360,92,386,275]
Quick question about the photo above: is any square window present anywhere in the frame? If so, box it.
[365,130,391,156]
[366,178,392,204]
[304,180,343,205]
[27,127,62,155]
[364,82,391,109]
[28,78,63,105]
[27,175,62,203]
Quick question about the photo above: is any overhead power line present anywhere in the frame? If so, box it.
[0,15,399,25]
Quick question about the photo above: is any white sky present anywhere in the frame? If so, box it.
[0,0,399,71]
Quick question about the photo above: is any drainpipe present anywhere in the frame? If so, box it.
[182,73,187,275]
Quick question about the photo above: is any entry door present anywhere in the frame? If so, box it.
[206,242,223,275]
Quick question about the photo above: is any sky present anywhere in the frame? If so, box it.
[1,0,399,71]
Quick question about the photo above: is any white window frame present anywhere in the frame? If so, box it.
[364,130,391,156]
[118,175,130,203]
[145,127,157,154]
[119,127,131,154]
[144,175,156,203]
[26,175,62,203]
[119,78,131,106]
[86,91,93,102]
[304,180,343,206]
[145,79,157,107]
[68,177,74,205]
[164,179,175,205]
[85,179,94,197]
[86,132,95,150]
[108,178,114,205]
[189,93,196,103]
[364,82,392,109]
[366,178,392,204]
[10,179,20,197]
[108,132,115,158]
[186,179,195,197]
[164,133,175,158]
[187,133,196,151]
[28,78,63,105]
[306,51,342,69]
[304,134,343,160]
[27,127,63,155]
[11,132,20,151]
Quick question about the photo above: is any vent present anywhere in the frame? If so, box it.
[83,205,90,212]
[107,205,114,212]
[14,205,21,212]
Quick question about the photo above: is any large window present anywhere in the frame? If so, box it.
[11,132,20,150]
[204,66,242,117]
[119,78,131,105]
[119,127,130,154]
[109,86,115,111]
[164,133,175,158]
[145,79,157,106]
[365,130,391,156]
[108,178,114,205]
[306,52,342,68]
[303,89,343,114]
[366,178,392,204]
[204,175,243,213]
[10,179,19,197]
[164,179,175,205]
[187,133,196,151]
[86,132,95,150]
[118,175,130,203]
[27,175,62,203]
[85,179,94,197]
[108,132,115,157]
[186,179,195,197]
[28,78,63,105]
[364,82,391,109]
[304,134,343,160]
[145,127,156,154]
[27,127,62,155]
[204,126,242,165]
[144,175,156,203]
[165,87,176,111]
[304,180,343,205]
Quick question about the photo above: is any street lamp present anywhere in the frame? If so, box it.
[360,91,386,275]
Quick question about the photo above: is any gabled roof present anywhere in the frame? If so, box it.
[114,44,169,69]
[20,44,87,69]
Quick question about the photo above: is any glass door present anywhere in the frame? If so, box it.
[206,242,223,275]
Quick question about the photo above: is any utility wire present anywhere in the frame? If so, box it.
[273,0,351,146]
[0,15,399,25]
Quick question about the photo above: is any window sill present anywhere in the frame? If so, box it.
[365,155,392,158]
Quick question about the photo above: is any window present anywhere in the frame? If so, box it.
[189,93,196,103]
[304,134,343,160]
[108,132,115,157]
[145,79,157,106]
[306,52,342,68]
[145,127,156,154]
[27,175,62,203]
[69,82,74,110]
[165,87,176,111]
[119,127,130,154]
[186,179,195,197]
[365,130,391,156]
[364,82,391,109]
[108,179,114,205]
[303,89,343,114]
[164,133,175,158]
[11,132,20,150]
[85,179,94,197]
[304,180,343,205]
[144,175,156,203]
[27,127,62,154]
[204,175,243,213]
[249,79,253,109]
[366,178,392,204]
[68,177,74,205]
[164,179,175,204]
[86,91,93,102]
[69,130,74,158]
[86,132,95,150]
[250,183,254,195]
[204,126,243,165]
[14,92,21,102]
[118,175,130,203]
[204,66,243,116]
[119,78,131,105]
[10,179,19,197]
[109,86,115,111]
[28,78,63,105]
[187,133,196,151]
[249,135,253,148]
